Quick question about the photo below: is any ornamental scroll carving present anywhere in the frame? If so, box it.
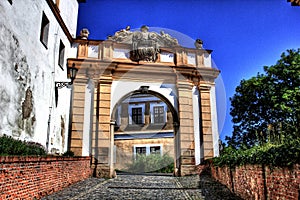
[107,25,179,62]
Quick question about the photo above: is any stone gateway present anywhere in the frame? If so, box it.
[68,25,220,177]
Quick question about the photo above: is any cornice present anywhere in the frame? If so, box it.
[45,0,73,43]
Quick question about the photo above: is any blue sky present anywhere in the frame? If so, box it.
[77,0,300,141]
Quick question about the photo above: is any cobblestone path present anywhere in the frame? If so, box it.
[43,174,242,200]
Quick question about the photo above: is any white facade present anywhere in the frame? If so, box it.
[0,0,80,153]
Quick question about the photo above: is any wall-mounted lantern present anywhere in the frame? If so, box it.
[55,63,78,106]
[55,63,78,89]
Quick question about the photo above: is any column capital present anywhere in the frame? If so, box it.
[99,75,113,85]
[199,85,211,91]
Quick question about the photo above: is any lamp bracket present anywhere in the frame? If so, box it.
[55,81,72,89]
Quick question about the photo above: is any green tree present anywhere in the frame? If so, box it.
[227,49,300,148]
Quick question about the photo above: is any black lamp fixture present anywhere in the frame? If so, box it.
[55,63,78,89]
[55,63,78,106]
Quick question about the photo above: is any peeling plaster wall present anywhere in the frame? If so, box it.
[0,0,79,153]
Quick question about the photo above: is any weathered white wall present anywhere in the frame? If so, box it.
[0,0,79,153]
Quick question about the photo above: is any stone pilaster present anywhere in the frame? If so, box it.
[199,85,214,159]
[177,78,195,176]
[70,81,86,156]
[77,41,88,58]
[101,41,113,61]
[91,75,113,178]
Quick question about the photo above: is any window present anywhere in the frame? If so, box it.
[128,104,145,125]
[153,106,164,124]
[58,40,65,68]
[150,103,167,124]
[132,107,143,124]
[136,147,146,155]
[134,144,162,158]
[150,146,161,154]
[40,12,50,48]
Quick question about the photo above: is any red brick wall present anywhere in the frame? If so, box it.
[211,164,300,200]
[0,156,92,199]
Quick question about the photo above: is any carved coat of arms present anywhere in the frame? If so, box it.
[107,25,179,62]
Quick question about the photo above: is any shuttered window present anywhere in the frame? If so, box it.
[58,40,65,68]
[132,107,143,124]
[40,12,50,48]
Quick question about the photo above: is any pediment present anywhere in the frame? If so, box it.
[107,25,179,48]
[107,25,180,62]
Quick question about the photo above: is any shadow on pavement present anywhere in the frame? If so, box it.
[199,169,243,200]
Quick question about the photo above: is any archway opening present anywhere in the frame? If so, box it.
[111,89,179,174]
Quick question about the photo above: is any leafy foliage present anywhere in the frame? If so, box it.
[126,153,174,173]
[227,49,300,148]
[0,134,46,156]
[62,150,75,157]
[213,138,300,167]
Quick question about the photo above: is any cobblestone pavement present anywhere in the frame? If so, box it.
[43,173,242,200]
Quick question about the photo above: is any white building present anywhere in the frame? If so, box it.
[0,0,83,153]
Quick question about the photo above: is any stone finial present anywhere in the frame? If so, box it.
[140,25,149,32]
[194,39,203,49]
[79,28,90,39]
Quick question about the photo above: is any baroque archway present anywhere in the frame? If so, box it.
[67,25,220,178]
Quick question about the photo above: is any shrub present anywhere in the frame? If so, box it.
[0,134,46,156]
[62,150,75,157]
[126,153,174,173]
[213,138,300,167]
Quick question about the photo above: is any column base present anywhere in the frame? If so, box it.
[92,164,116,178]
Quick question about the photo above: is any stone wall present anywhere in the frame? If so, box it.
[0,156,92,199]
[210,164,300,200]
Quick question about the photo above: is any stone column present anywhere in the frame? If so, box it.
[176,78,195,176]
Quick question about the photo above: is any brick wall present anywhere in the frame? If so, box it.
[0,156,92,199]
[210,164,300,200]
